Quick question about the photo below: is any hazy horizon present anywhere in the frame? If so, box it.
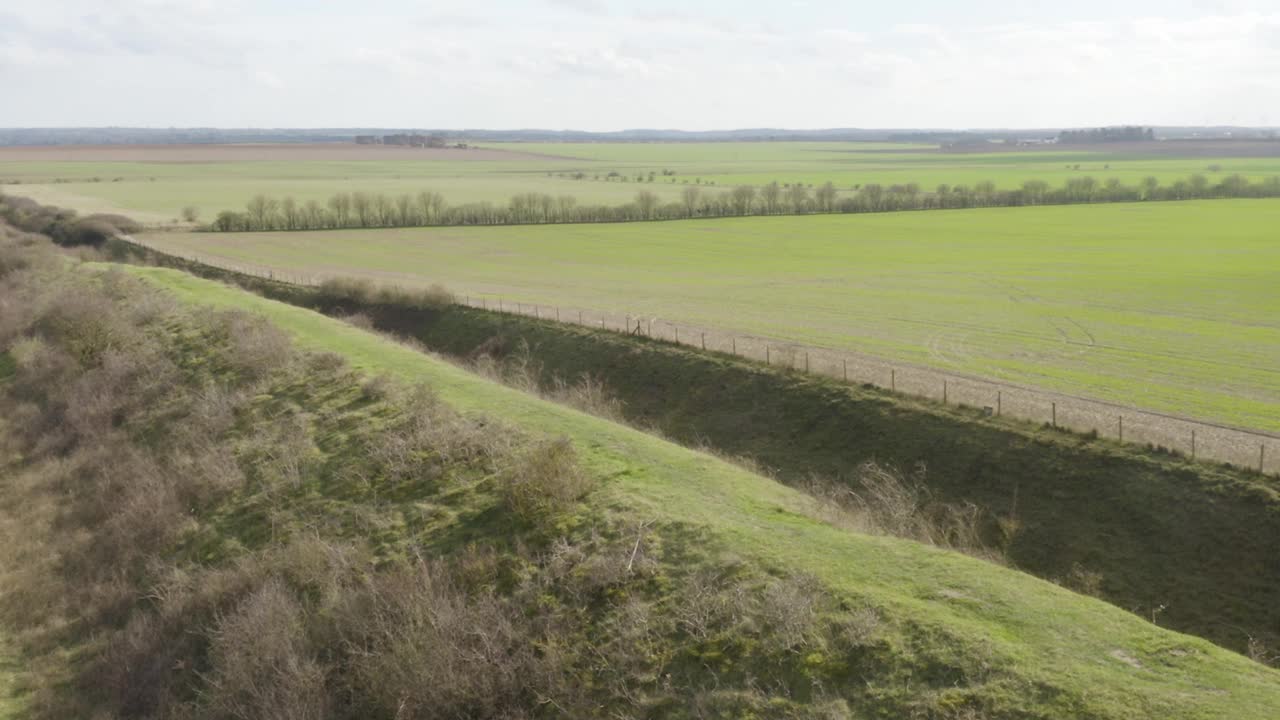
[2,1,1279,130]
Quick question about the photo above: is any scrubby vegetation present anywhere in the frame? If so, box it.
[0,227,1034,718]
[5,225,1280,717]
[0,191,141,247]
[107,234,1280,663]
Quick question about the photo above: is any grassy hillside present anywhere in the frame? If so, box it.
[329,299,1280,657]
[119,265,1280,718]
[144,200,1280,433]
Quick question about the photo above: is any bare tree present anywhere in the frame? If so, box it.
[328,193,353,228]
[635,190,659,220]
[680,185,701,217]
[730,185,756,215]
[761,181,782,214]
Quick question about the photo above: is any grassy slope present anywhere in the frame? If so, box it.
[126,265,1280,719]
[144,200,1280,433]
[0,364,22,719]
[0,639,18,720]
[360,301,1280,655]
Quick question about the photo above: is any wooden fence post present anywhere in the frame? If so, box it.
[1118,415,1123,442]
[732,337,736,354]
[1263,444,1268,474]
[997,390,1002,416]
[943,379,948,404]
[843,358,847,382]
[675,327,679,344]
[1052,402,1057,428]
[579,310,583,324]
[701,333,706,350]
[805,352,809,373]
[766,346,770,365]
[891,368,896,392]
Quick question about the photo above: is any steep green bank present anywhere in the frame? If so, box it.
[392,303,1280,656]
[125,264,1280,718]
[108,239,1280,657]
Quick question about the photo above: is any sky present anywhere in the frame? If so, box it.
[2,0,1279,130]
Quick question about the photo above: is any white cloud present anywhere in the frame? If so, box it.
[2,1,1279,128]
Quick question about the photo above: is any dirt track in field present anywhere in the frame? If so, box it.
[0,143,576,163]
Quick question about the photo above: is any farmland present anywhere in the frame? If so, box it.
[143,199,1280,434]
[5,140,1280,224]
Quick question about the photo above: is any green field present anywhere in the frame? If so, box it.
[5,141,1280,223]
[124,265,1280,718]
[489,141,1280,189]
[145,200,1280,433]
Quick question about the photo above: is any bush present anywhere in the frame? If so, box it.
[497,437,591,523]
[198,579,329,720]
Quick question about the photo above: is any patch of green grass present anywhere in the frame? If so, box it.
[0,353,13,384]
[143,200,1280,433]
[484,141,1280,189]
[6,141,1280,221]
[0,631,22,720]
[386,301,1280,654]
[125,265,1280,719]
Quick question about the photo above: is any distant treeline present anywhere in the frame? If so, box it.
[1058,126,1155,144]
[205,172,1280,232]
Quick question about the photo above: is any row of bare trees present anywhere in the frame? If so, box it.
[208,173,1280,232]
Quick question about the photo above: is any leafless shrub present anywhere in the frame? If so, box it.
[671,569,749,640]
[34,286,136,364]
[197,579,329,720]
[304,350,347,374]
[419,282,455,308]
[1063,562,1105,598]
[338,559,550,718]
[359,372,395,401]
[831,607,882,649]
[216,311,293,381]
[338,312,375,330]
[358,385,505,493]
[758,574,823,652]
[254,413,319,491]
[497,437,592,523]
[1247,637,1278,667]
[803,462,999,560]
[548,372,625,420]
[64,346,176,442]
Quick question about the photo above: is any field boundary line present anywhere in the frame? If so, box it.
[114,233,1280,477]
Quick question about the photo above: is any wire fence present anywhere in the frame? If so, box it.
[123,236,1280,477]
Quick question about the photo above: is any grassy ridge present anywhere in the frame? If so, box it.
[144,200,1280,433]
[371,300,1280,655]
[126,265,1280,718]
